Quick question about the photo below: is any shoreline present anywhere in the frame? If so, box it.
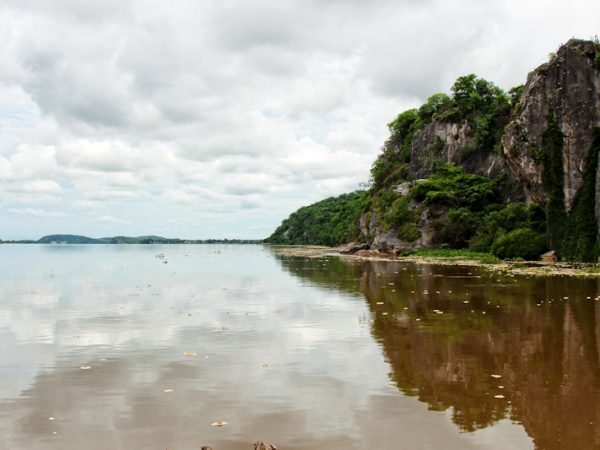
[267,245,600,278]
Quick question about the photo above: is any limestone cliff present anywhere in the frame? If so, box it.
[359,39,600,257]
[501,38,600,211]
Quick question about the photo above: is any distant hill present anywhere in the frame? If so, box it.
[37,234,107,244]
[25,235,261,244]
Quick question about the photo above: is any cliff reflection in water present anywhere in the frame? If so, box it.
[276,255,600,450]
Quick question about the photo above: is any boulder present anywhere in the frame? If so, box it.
[340,242,370,254]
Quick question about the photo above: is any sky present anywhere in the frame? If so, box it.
[0,0,599,240]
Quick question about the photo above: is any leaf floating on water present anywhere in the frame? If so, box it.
[80,365,91,370]
[211,420,228,427]
[490,374,502,379]
[183,352,197,357]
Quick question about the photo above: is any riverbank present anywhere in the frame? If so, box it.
[266,245,600,278]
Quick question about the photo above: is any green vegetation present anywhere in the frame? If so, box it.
[561,129,600,261]
[438,75,510,153]
[491,228,547,260]
[370,109,419,189]
[508,85,525,109]
[407,164,546,257]
[541,115,600,261]
[265,191,368,246]
[408,248,501,264]
[410,163,499,210]
[542,114,567,252]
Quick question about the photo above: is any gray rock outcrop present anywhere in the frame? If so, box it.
[501,39,600,211]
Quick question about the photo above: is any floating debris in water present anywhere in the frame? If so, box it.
[490,374,502,379]
[183,352,197,357]
[211,420,228,427]
[80,365,91,370]
[494,394,505,399]
[376,302,384,305]
[163,389,174,393]
[254,442,277,450]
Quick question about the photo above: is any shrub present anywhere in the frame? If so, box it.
[418,93,451,122]
[491,228,547,260]
[435,208,481,248]
[508,85,525,108]
[397,222,421,242]
[384,196,413,228]
[410,164,499,210]
[370,110,421,189]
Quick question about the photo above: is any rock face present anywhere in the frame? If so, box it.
[501,39,600,211]
[409,120,519,197]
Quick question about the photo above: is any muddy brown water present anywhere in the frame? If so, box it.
[0,244,598,449]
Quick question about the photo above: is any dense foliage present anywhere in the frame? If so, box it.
[265,191,368,246]
[405,164,546,255]
[542,118,600,261]
[410,164,499,210]
[490,228,547,260]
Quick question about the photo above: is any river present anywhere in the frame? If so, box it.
[0,244,598,449]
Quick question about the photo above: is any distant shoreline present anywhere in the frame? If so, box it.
[0,234,263,245]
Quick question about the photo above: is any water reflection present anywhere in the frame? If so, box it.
[276,255,600,449]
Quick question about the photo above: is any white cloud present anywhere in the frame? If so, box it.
[0,0,598,239]
[7,207,67,218]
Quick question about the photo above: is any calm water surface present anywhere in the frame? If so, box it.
[0,244,598,449]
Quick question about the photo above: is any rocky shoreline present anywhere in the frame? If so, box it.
[266,244,600,278]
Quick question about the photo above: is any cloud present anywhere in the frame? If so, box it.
[96,215,131,224]
[7,207,67,218]
[0,0,599,239]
